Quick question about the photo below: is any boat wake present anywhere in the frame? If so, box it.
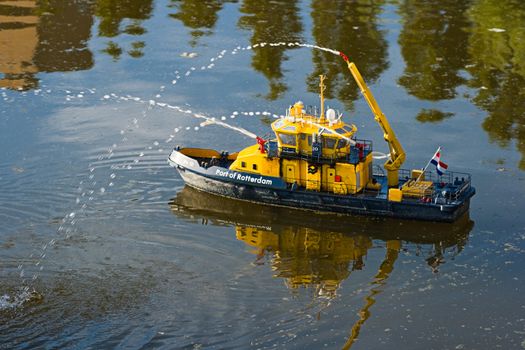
[0,288,43,312]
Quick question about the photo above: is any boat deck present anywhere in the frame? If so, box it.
[193,156,234,169]
[181,152,473,205]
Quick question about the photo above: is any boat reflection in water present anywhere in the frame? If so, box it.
[169,186,473,348]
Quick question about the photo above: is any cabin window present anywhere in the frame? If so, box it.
[308,135,312,146]
[336,139,348,149]
[252,164,257,170]
[300,133,306,140]
[279,133,297,146]
[241,161,246,168]
[335,127,347,134]
[322,136,337,149]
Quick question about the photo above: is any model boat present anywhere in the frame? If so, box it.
[168,54,475,222]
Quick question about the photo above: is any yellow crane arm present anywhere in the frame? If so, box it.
[340,53,406,187]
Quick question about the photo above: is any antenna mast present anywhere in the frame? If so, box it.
[319,75,326,123]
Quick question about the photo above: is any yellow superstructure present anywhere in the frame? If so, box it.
[229,74,376,195]
[227,59,427,199]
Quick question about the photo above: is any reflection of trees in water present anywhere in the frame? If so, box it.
[0,0,93,90]
[238,0,303,100]
[0,0,153,88]
[169,0,235,47]
[397,0,471,101]
[309,0,388,110]
[95,0,153,59]
[398,0,525,169]
[2,0,524,168]
[35,0,94,72]
[0,0,39,90]
[415,109,454,123]
[467,0,525,169]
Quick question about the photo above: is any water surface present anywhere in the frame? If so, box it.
[1,0,525,349]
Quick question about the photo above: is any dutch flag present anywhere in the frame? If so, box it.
[430,149,448,176]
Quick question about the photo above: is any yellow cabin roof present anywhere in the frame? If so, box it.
[271,116,356,137]
[271,102,357,139]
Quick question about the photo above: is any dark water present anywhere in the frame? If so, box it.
[1,0,525,349]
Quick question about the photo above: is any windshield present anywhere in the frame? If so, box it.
[322,136,337,149]
[279,133,297,146]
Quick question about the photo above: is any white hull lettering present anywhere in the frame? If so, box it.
[215,168,272,185]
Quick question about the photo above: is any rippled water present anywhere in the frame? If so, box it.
[1,0,525,349]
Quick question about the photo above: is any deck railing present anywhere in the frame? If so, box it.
[398,169,472,202]
[279,138,373,165]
